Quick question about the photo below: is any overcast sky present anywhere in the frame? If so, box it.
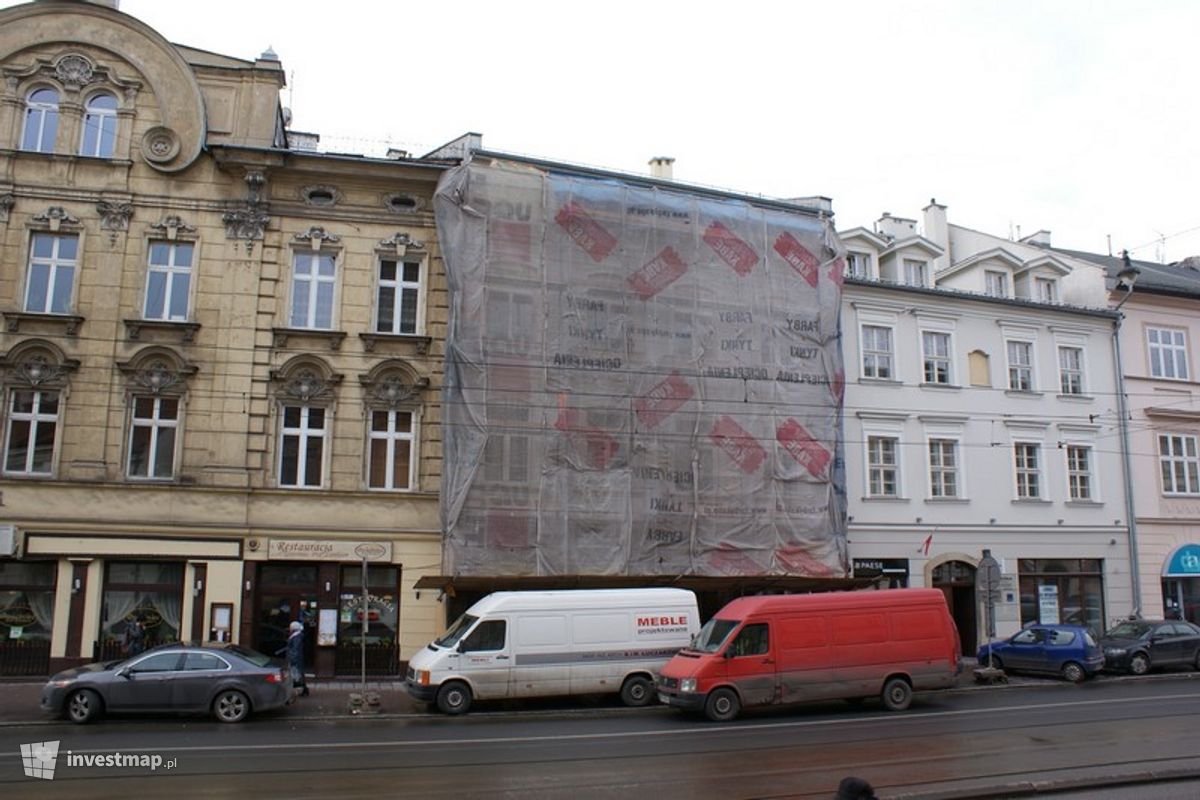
[13,0,1200,261]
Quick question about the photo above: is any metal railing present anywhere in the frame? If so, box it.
[334,642,400,676]
[0,639,51,676]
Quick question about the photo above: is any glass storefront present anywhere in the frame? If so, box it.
[101,561,184,653]
[0,561,56,641]
[1018,559,1105,633]
[256,564,319,670]
[335,565,399,675]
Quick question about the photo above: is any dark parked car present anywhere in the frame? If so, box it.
[1099,619,1200,675]
[976,624,1104,683]
[41,644,293,724]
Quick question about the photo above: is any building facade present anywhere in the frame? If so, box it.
[0,0,451,676]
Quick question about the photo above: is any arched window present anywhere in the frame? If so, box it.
[21,87,59,153]
[80,92,118,158]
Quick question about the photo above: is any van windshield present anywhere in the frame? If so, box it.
[689,618,739,653]
[433,614,478,649]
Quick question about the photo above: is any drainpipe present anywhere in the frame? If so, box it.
[1112,253,1141,617]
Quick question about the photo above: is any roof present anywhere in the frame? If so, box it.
[1052,247,1200,298]
[714,587,947,618]
[413,574,872,594]
[879,235,944,260]
[844,276,1118,320]
[464,588,697,615]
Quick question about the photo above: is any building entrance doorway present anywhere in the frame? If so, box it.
[256,563,318,670]
[933,560,978,651]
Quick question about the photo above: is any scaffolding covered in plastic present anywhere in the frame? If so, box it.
[435,156,848,578]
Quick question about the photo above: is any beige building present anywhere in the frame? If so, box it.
[0,0,451,677]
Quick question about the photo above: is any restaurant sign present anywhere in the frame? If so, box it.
[268,539,393,562]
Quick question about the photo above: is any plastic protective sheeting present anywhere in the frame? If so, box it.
[435,158,848,578]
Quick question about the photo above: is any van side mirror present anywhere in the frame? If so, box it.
[723,648,735,660]
[456,641,466,654]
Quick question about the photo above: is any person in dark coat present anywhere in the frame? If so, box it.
[276,620,308,696]
[123,616,145,657]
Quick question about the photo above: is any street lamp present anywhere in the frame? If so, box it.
[1112,249,1141,616]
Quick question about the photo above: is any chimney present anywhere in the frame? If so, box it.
[923,198,949,272]
[1019,230,1052,248]
[874,212,917,242]
[649,156,675,180]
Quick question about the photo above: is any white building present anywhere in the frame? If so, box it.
[841,201,1132,649]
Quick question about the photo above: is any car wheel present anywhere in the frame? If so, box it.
[704,687,740,722]
[881,677,913,711]
[1130,652,1151,675]
[212,689,250,723]
[989,656,1004,671]
[1194,651,1200,671]
[436,681,472,715]
[1062,661,1087,683]
[66,688,101,724]
[619,675,654,707]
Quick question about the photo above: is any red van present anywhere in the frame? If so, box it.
[656,588,962,721]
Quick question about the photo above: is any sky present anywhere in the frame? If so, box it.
[11,0,1200,261]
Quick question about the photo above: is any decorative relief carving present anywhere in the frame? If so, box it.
[0,194,13,223]
[32,206,80,232]
[149,215,197,241]
[281,368,334,403]
[378,231,426,255]
[131,359,184,395]
[54,54,95,88]
[141,127,182,165]
[97,200,133,243]
[364,373,429,409]
[223,171,271,252]
[16,354,67,387]
[294,226,341,251]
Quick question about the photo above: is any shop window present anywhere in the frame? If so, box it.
[337,565,399,649]
[101,561,184,653]
[0,561,56,642]
[1018,559,1105,633]
[21,87,59,153]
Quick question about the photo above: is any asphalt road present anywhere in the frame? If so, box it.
[4,676,1200,799]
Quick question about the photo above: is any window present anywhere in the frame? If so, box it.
[867,435,899,497]
[1014,442,1042,499]
[729,623,770,657]
[182,652,229,671]
[1058,346,1084,395]
[21,87,58,153]
[1007,340,1034,391]
[3,389,58,475]
[0,561,56,643]
[846,252,869,279]
[1066,445,1093,501]
[903,259,927,287]
[985,270,1008,298]
[100,561,184,649]
[375,259,422,334]
[1160,434,1200,495]
[130,652,183,673]
[25,233,77,314]
[1035,277,1057,303]
[80,92,118,158]
[127,396,178,479]
[928,439,959,498]
[144,241,193,321]
[289,252,337,329]
[1148,327,1189,380]
[368,409,414,490]
[922,331,952,384]
[462,619,506,652]
[861,325,894,379]
[279,405,326,488]
[1019,559,1105,631]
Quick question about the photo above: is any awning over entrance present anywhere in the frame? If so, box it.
[1163,544,1200,577]
[413,574,873,595]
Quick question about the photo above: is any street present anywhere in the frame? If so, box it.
[4,675,1200,799]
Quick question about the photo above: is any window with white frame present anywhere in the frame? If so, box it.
[1148,327,1189,380]
[922,331,952,384]
[903,259,927,287]
[1035,277,1058,303]
[861,325,894,379]
[1066,444,1094,501]
[1058,346,1084,395]
[928,438,959,498]
[279,405,327,488]
[80,92,118,158]
[867,435,899,497]
[3,389,58,475]
[143,241,193,321]
[1014,442,1042,499]
[21,87,58,153]
[846,252,869,279]
[1007,340,1034,391]
[289,252,337,329]
[368,409,415,490]
[1159,434,1200,495]
[375,258,422,335]
[25,233,77,314]
[985,270,1008,298]
[127,396,178,479]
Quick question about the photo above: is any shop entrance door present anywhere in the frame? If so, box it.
[256,564,319,670]
[933,560,978,652]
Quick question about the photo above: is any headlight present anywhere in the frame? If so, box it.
[49,679,73,688]
[680,678,697,693]
[417,670,430,686]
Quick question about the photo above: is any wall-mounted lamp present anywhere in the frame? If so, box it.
[244,580,252,593]
[414,590,421,601]
[71,577,81,594]
[324,581,332,593]
[193,579,203,597]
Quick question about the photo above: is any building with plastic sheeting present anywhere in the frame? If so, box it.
[432,153,853,604]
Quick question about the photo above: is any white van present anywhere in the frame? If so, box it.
[405,588,699,714]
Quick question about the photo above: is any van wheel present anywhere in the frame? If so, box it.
[881,677,912,711]
[620,675,654,707]
[704,688,740,722]
[436,681,472,715]
[1130,653,1151,675]
[1061,661,1086,683]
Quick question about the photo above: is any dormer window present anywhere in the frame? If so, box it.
[986,270,1009,298]
[1035,277,1057,303]
[21,88,59,153]
[80,92,118,158]
[846,252,870,279]
[903,259,927,287]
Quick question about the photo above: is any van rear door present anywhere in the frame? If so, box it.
[722,620,777,707]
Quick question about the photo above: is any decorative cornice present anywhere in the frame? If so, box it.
[361,373,430,409]
[378,231,426,256]
[278,367,338,403]
[115,356,197,396]
[149,215,197,241]
[293,226,341,251]
[32,206,81,232]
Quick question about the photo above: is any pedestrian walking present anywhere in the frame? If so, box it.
[277,620,308,696]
